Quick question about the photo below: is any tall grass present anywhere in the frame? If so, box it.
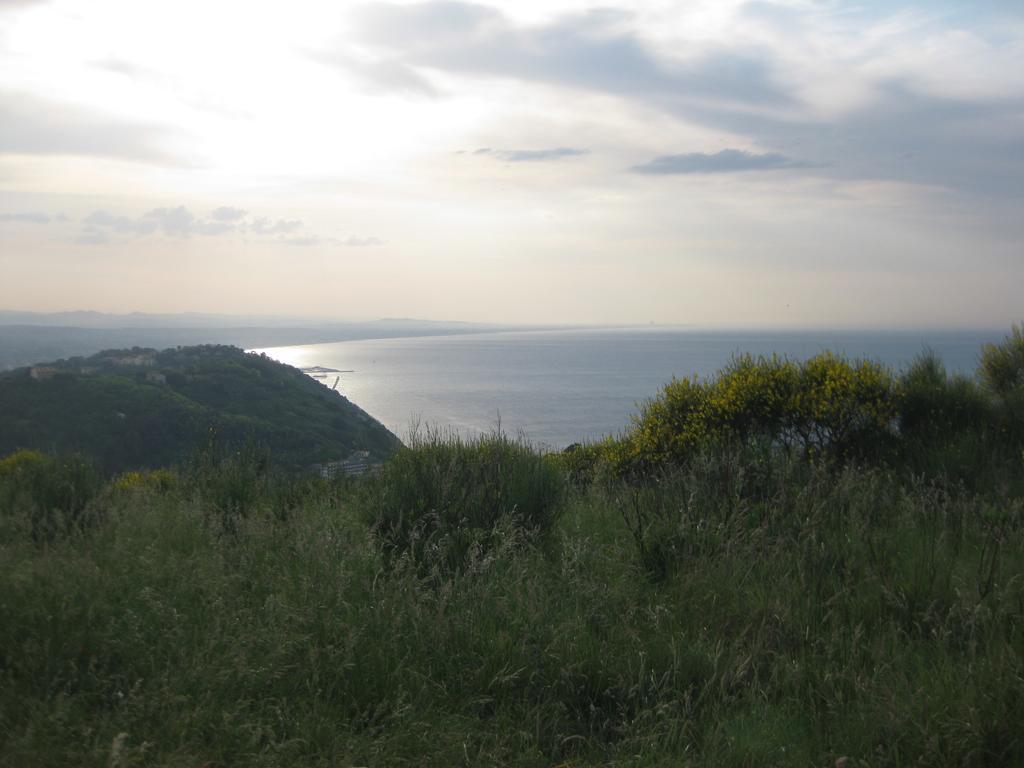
[0,449,103,540]
[357,426,565,574]
[2,432,1022,766]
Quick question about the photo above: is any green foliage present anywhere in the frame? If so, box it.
[0,344,400,472]
[184,435,277,525]
[706,353,799,443]
[180,434,350,529]
[111,468,178,494]
[900,350,991,436]
[631,373,711,468]
[627,351,899,474]
[358,427,565,573]
[554,438,632,486]
[553,442,601,487]
[895,350,1024,491]
[980,323,1024,397]
[979,325,1024,446]
[570,330,1024,485]
[788,352,898,455]
[1,443,1022,766]
[0,449,103,540]
[615,445,797,580]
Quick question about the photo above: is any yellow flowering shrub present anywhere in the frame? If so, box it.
[618,352,899,473]
[112,468,178,494]
[790,353,899,452]
[113,471,145,492]
[0,449,50,478]
[705,354,800,442]
[631,375,710,466]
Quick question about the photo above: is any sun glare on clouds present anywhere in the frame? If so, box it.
[0,0,1022,327]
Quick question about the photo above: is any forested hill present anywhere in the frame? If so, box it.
[0,345,399,472]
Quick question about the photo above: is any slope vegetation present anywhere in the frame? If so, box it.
[0,344,398,471]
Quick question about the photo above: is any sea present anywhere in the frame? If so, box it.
[255,327,1005,450]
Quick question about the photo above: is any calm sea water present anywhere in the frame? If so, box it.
[256,328,1003,449]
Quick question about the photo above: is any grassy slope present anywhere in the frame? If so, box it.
[1,447,1021,767]
[0,345,399,471]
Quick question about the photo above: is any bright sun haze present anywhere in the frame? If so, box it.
[1,0,1021,328]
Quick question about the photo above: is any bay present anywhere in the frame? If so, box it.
[255,327,1004,449]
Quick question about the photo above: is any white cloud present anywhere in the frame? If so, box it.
[346,1,1024,195]
[472,147,588,162]
[342,235,384,247]
[210,206,247,222]
[78,207,315,242]
[68,205,383,251]
[631,149,813,174]
[248,217,302,235]
[283,236,320,247]
[0,211,51,223]
[0,92,186,165]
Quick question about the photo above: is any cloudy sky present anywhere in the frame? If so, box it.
[0,0,1021,328]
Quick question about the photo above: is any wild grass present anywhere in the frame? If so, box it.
[356,426,565,575]
[1,437,1022,766]
[0,449,104,541]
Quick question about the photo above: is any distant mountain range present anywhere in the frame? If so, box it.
[0,311,572,369]
[0,310,507,331]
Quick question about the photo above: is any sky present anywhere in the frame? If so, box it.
[0,0,1022,328]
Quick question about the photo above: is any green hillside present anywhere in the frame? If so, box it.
[0,344,399,471]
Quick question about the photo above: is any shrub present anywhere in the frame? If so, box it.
[554,437,646,486]
[0,448,48,476]
[184,435,275,523]
[555,442,606,487]
[899,351,991,438]
[980,325,1024,445]
[788,352,899,458]
[625,352,899,474]
[706,354,800,445]
[112,468,179,494]
[631,375,711,468]
[0,449,104,539]
[360,428,565,573]
[980,324,1024,397]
